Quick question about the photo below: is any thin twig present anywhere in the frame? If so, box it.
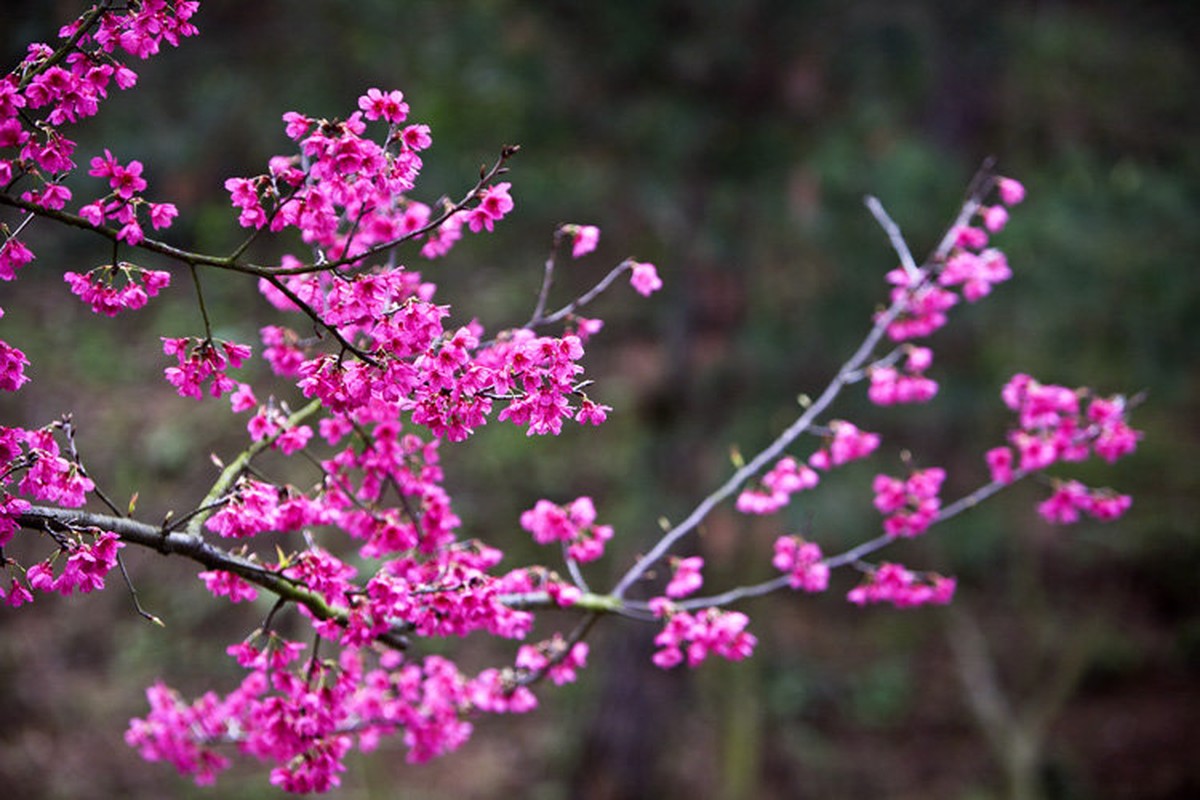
[115,553,165,626]
[526,229,565,326]
[60,414,123,517]
[529,259,633,328]
[865,196,920,281]
[562,543,590,594]
[188,263,214,341]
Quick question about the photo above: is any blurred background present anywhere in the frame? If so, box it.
[2,1,1197,798]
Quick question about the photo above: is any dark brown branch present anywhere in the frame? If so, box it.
[0,192,269,276]
[16,505,409,650]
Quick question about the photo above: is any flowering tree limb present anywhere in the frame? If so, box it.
[0,2,1140,793]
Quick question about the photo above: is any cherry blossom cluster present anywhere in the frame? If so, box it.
[516,634,590,686]
[197,567,258,603]
[772,536,830,592]
[938,246,1012,304]
[126,636,545,792]
[992,373,1140,474]
[879,179,1022,342]
[1037,479,1132,524]
[736,455,820,514]
[1,2,195,217]
[0,441,123,602]
[260,266,604,441]
[4,3,197,162]
[224,87,500,263]
[664,555,705,598]
[0,235,35,282]
[318,415,462,557]
[868,344,938,405]
[736,421,877,516]
[0,423,123,605]
[520,496,614,563]
[77,148,180,245]
[809,420,882,470]
[128,540,607,790]
[847,562,956,608]
[880,260,961,341]
[161,336,252,399]
[872,466,946,538]
[984,373,1138,523]
[0,334,29,392]
[0,4,196,395]
[0,424,94,512]
[0,235,33,393]
[24,530,124,597]
[203,477,317,539]
[648,599,758,669]
[488,331,600,435]
[64,262,171,316]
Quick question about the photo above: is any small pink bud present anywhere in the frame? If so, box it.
[997,177,1025,206]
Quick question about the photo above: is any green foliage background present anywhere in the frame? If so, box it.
[1,1,1197,798]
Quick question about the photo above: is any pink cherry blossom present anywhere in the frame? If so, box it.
[0,237,35,281]
[64,264,170,316]
[358,88,409,124]
[51,531,125,595]
[162,336,251,399]
[873,467,945,538]
[985,446,1014,484]
[772,537,829,592]
[736,455,819,515]
[467,182,514,232]
[954,225,989,250]
[938,248,1011,302]
[1037,481,1132,525]
[981,205,1009,232]
[0,494,30,546]
[566,224,600,258]
[517,635,589,686]
[629,261,662,297]
[6,576,33,607]
[401,123,432,151]
[810,420,881,470]
[0,340,30,392]
[665,556,704,598]
[997,177,1026,206]
[519,496,613,563]
[198,570,259,603]
[847,562,956,608]
[652,606,757,669]
[880,267,958,341]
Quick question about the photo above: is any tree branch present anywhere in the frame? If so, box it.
[16,504,410,650]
